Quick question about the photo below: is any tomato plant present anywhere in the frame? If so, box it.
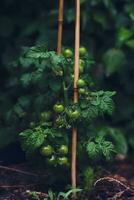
[15,45,117,188]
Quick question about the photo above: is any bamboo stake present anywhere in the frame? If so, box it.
[71,0,80,197]
[57,0,64,54]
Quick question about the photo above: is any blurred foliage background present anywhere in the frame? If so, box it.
[0,0,134,153]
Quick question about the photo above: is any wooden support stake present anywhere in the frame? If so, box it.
[57,0,64,54]
[71,0,80,197]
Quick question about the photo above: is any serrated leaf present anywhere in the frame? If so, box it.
[86,142,98,158]
[117,27,133,44]
[20,127,45,152]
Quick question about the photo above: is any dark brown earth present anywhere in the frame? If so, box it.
[0,157,134,200]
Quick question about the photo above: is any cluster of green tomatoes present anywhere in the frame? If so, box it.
[38,46,90,167]
[63,46,91,95]
[40,144,69,167]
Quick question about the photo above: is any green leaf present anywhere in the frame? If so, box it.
[98,127,128,156]
[117,27,133,45]
[20,73,32,87]
[126,39,134,49]
[103,48,125,76]
[101,141,115,160]
[109,128,128,155]
[86,142,99,159]
[20,127,45,152]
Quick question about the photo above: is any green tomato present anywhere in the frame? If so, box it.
[53,104,64,113]
[77,79,86,87]
[40,111,52,121]
[40,145,54,156]
[63,49,73,58]
[79,65,84,74]
[79,46,87,56]
[46,155,57,165]
[67,110,80,119]
[55,117,65,126]
[78,88,86,95]
[58,145,68,155]
[58,157,68,166]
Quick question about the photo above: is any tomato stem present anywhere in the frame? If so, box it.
[63,81,68,106]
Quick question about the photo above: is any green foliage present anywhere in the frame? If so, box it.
[86,136,115,160]
[20,126,45,153]
[82,167,95,189]
[0,0,133,193]
[103,49,125,76]
[7,45,115,189]
[57,188,82,200]
[97,127,128,156]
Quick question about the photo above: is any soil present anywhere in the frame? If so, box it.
[0,147,134,200]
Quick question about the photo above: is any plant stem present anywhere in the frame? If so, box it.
[57,0,64,54]
[63,81,68,105]
[71,0,80,199]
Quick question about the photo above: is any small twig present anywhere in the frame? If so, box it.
[94,176,130,190]
[109,190,126,200]
[0,165,38,177]
[0,184,35,188]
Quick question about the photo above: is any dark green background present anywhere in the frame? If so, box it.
[0,0,134,151]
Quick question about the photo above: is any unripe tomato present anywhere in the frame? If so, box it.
[53,104,64,113]
[79,46,87,56]
[79,65,84,74]
[78,88,86,95]
[77,79,86,87]
[58,145,68,155]
[46,155,57,165]
[55,117,65,126]
[63,49,73,58]
[40,111,52,121]
[57,157,68,166]
[40,145,54,156]
[67,110,80,119]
